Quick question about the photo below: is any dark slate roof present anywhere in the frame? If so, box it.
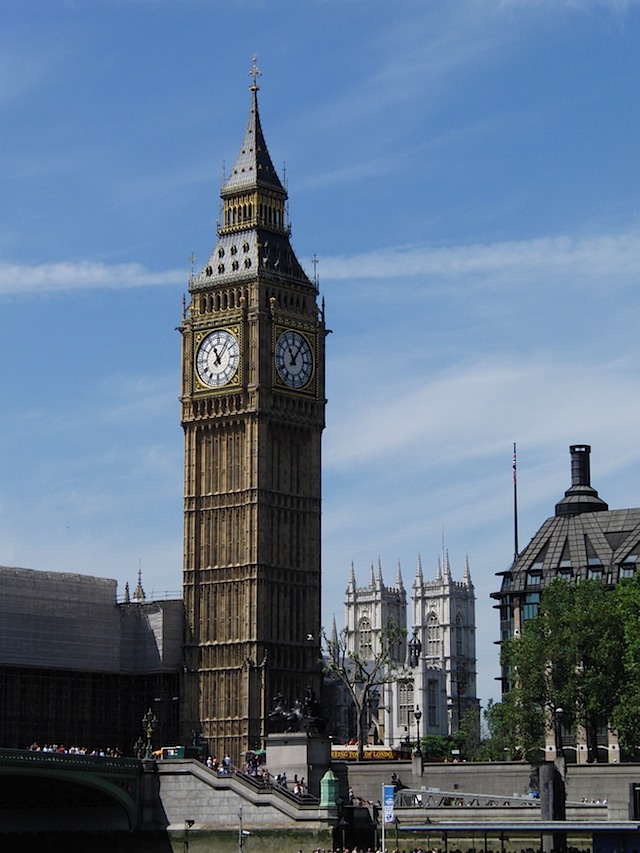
[190,227,312,291]
[508,507,640,593]
[222,87,285,196]
[500,446,640,595]
[190,84,313,293]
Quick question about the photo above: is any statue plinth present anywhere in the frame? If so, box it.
[265,732,331,798]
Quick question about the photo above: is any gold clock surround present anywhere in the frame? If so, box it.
[273,325,316,394]
[193,325,242,393]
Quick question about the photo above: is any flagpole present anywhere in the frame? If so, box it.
[513,442,519,561]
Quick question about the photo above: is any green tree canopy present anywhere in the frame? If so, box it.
[501,578,626,763]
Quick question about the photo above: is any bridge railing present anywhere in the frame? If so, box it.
[396,788,541,809]
[0,747,142,775]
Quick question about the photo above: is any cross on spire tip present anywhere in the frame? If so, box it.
[249,54,261,91]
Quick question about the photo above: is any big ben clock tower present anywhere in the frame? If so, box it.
[180,62,326,760]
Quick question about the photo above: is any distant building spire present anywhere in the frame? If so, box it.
[347,561,356,591]
[396,560,404,591]
[463,554,472,587]
[330,614,339,648]
[133,565,146,603]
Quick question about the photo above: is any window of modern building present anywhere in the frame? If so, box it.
[526,568,542,587]
[523,592,541,622]
[620,553,638,579]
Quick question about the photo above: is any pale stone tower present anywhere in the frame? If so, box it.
[345,560,407,664]
[343,553,477,748]
[411,553,477,737]
[180,64,326,761]
[343,561,407,745]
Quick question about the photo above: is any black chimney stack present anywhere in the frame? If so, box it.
[555,444,608,517]
[570,444,592,487]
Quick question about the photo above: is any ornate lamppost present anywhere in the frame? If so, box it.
[142,707,158,759]
[414,705,423,758]
[554,707,564,759]
[407,629,422,754]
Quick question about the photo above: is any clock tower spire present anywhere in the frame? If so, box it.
[180,65,326,761]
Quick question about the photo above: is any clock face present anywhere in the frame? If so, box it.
[196,329,240,388]
[275,330,314,389]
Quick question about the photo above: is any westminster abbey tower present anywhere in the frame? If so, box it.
[180,64,326,760]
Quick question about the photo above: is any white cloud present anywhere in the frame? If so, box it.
[326,351,640,471]
[321,229,640,286]
[0,261,183,295]
[5,225,639,299]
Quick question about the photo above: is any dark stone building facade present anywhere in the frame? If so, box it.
[0,566,182,753]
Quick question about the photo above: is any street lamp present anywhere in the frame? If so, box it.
[407,629,422,756]
[142,707,158,759]
[414,706,423,757]
[554,707,564,759]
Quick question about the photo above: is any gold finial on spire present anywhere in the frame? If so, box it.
[249,54,261,91]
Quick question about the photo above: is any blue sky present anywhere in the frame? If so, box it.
[2,0,640,708]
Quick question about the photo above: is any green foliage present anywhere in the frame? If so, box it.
[474,699,514,762]
[611,574,640,751]
[451,706,481,759]
[421,734,449,760]
[501,578,634,762]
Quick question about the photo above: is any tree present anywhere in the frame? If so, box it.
[475,699,513,762]
[450,706,481,761]
[500,618,548,763]
[322,621,406,761]
[421,734,450,761]
[612,575,640,753]
[501,578,625,763]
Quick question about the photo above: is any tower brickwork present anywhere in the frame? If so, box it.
[180,69,326,761]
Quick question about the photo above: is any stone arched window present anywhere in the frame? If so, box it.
[456,612,463,656]
[398,679,414,727]
[427,612,440,658]
[358,618,373,657]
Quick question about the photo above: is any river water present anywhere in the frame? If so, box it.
[5,829,345,853]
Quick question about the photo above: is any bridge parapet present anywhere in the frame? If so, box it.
[0,748,145,832]
[0,747,141,775]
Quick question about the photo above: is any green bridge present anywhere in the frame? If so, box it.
[0,748,145,832]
